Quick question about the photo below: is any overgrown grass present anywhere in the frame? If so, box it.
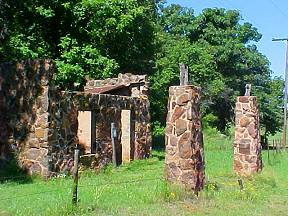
[0,128,288,215]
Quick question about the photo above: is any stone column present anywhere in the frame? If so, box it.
[164,85,205,193]
[234,96,262,175]
[20,60,54,177]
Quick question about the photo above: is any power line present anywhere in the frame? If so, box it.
[272,38,288,148]
[268,0,288,20]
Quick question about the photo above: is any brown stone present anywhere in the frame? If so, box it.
[172,102,177,109]
[235,127,245,134]
[31,162,45,174]
[180,171,196,188]
[171,106,184,121]
[177,93,190,105]
[233,159,243,171]
[245,155,257,163]
[166,123,173,135]
[166,146,176,156]
[238,96,249,103]
[35,128,45,138]
[28,138,39,148]
[165,163,180,181]
[169,135,178,146]
[247,123,257,138]
[175,119,187,136]
[36,114,48,128]
[239,145,250,155]
[179,159,195,170]
[240,117,251,127]
[25,148,41,160]
[178,132,192,159]
[239,138,251,145]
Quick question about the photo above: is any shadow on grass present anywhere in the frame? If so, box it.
[151,134,165,161]
[0,159,33,184]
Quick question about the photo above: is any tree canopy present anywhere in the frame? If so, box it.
[0,0,283,137]
[151,4,283,137]
[0,0,155,88]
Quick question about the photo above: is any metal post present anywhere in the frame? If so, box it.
[72,149,79,205]
[272,38,288,149]
[111,123,117,167]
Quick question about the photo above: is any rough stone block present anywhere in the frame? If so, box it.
[35,128,45,138]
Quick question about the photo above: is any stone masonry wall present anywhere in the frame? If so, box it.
[234,96,262,175]
[0,60,151,176]
[0,60,54,176]
[164,85,205,192]
[48,91,151,173]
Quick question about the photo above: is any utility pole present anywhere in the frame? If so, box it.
[272,37,288,149]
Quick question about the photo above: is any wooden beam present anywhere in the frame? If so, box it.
[244,84,251,96]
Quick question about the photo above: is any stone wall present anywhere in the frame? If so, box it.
[0,60,54,176]
[164,85,205,193]
[0,60,151,176]
[48,91,151,173]
[234,96,262,175]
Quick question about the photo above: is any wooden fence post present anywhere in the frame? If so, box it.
[238,179,244,191]
[179,63,188,86]
[273,139,276,157]
[111,123,117,167]
[72,149,79,205]
[268,140,270,165]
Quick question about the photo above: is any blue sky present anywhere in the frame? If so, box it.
[167,0,288,77]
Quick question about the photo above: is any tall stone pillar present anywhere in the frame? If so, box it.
[164,85,205,193]
[234,96,262,175]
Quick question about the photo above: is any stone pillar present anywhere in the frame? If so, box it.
[20,60,54,177]
[164,85,205,192]
[234,96,262,175]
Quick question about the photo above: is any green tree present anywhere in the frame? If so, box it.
[151,4,282,136]
[0,0,156,88]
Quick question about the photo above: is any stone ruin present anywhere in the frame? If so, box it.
[0,60,151,176]
[164,85,205,193]
[233,95,262,175]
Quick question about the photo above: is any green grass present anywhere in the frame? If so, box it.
[1,128,288,216]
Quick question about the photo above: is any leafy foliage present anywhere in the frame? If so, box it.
[0,0,155,88]
[151,4,283,136]
[0,0,283,135]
